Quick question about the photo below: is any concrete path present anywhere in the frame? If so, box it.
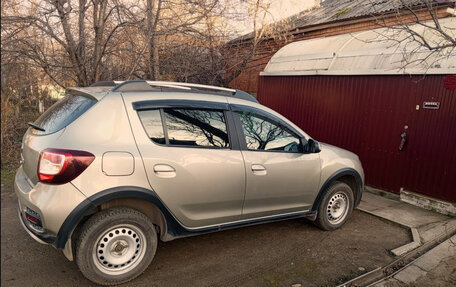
[359,192,451,229]
[355,191,456,286]
[372,235,456,287]
[358,192,456,255]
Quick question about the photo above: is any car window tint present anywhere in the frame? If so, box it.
[34,94,97,135]
[137,109,166,144]
[237,111,301,152]
[164,109,229,148]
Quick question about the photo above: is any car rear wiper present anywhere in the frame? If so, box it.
[27,122,46,132]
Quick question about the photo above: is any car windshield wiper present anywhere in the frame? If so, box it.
[27,122,46,132]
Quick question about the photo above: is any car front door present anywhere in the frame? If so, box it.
[232,106,321,219]
[133,101,245,228]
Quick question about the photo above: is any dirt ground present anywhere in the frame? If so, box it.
[1,188,411,287]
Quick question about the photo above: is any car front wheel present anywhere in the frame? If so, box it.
[314,181,354,231]
[75,207,157,285]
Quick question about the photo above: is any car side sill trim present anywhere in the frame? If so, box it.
[165,209,317,241]
[186,210,316,231]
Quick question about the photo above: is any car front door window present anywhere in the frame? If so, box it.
[237,111,301,152]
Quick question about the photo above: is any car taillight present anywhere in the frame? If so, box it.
[38,148,95,184]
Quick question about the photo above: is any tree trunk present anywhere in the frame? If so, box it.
[92,0,108,83]
[78,0,88,84]
[146,0,162,80]
[54,0,87,86]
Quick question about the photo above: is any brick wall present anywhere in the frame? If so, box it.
[228,7,451,93]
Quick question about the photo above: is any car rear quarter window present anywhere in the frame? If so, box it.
[164,109,229,148]
[33,94,97,135]
[137,109,166,144]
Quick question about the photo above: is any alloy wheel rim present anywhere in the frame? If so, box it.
[93,224,147,275]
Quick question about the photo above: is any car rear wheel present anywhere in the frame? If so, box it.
[75,207,157,285]
[314,181,354,231]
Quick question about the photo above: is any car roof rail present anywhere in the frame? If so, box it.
[147,81,235,93]
[147,81,258,103]
[89,80,259,103]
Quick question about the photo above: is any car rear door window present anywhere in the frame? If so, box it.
[138,108,230,148]
[33,94,97,135]
[237,111,301,152]
[164,109,229,148]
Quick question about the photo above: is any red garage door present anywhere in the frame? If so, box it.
[258,75,456,202]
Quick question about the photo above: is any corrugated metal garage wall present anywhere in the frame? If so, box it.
[258,75,456,202]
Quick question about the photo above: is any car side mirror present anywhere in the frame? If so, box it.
[304,138,320,153]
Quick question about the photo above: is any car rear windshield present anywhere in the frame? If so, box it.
[33,94,97,135]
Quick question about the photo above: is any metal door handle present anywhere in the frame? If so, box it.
[153,164,176,178]
[399,125,408,151]
[251,164,267,175]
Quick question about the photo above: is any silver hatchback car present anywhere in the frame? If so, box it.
[15,80,364,285]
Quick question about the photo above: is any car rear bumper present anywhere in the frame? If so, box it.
[14,165,88,248]
[17,206,55,245]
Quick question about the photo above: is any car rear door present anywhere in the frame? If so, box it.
[232,105,321,219]
[129,99,245,228]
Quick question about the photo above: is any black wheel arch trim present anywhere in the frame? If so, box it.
[311,168,363,213]
[55,186,189,248]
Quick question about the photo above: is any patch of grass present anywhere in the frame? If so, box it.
[292,261,323,280]
[1,164,18,193]
[262,261,328,286]
[324,269,364,286]
[263,272,287,286]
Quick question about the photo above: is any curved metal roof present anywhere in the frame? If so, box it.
[261,17,456,76]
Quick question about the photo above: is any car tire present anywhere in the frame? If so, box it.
[314,181,354,231]
[75,207,157,285]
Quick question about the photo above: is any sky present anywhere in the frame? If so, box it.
[268,0,316,22]
[227,0,316,36]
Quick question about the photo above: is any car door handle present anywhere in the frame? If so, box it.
[251,164,267,175]
[153,164,176,178]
